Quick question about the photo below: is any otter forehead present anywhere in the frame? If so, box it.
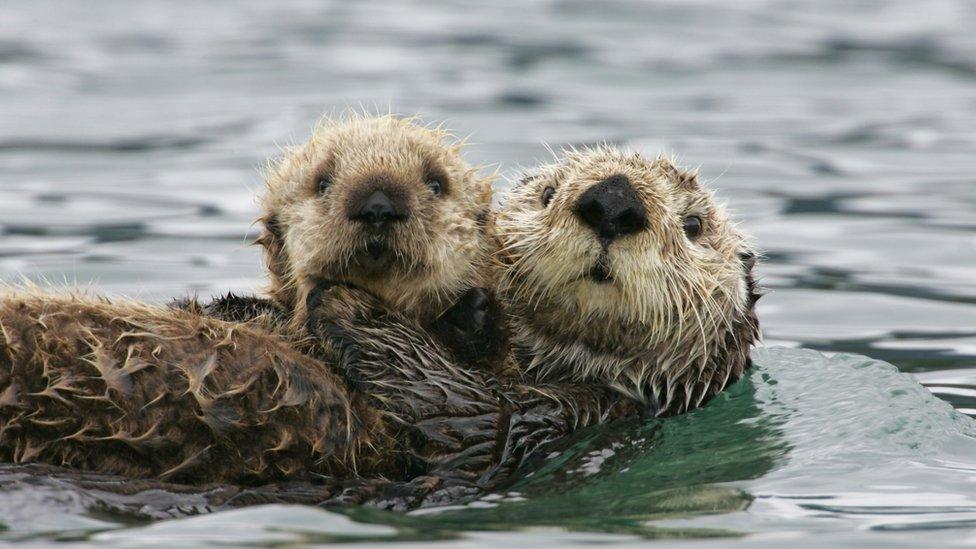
[265,116,471,208]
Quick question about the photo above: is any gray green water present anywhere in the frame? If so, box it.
[1,0,975,546]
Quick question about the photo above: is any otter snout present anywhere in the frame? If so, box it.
[348,188,409,231]
[573,174,647,245]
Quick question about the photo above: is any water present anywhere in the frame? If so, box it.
[1,0,975,545]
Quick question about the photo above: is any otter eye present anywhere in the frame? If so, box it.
[541,186,556,207]
[317,176,332,195]
[683,216,703,239]
[426,178,444,197]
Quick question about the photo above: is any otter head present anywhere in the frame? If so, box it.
[257,115,494,325]
[496,147,760,416]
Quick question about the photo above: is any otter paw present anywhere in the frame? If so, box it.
[304,281,383,332]
[435,287,490,337]
[433,287,504,366]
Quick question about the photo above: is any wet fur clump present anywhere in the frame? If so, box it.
[496,147,761,416]
[0,289,398,484]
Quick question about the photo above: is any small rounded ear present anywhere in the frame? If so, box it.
[739,249,758,271]
[676,169,699,190]
[652,156,699,189]
[471,173,494,207]
[255,213,295,309]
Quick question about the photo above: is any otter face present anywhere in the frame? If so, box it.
[497,147,759,414]
[259,115,493,323]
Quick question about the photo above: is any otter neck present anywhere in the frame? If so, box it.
[505,284,761,417]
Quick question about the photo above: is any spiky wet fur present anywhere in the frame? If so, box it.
[256,113,496,330]
[303,284,633,489]
[0,285,630,501]
[496,147,761,416]
[0,288,400,484]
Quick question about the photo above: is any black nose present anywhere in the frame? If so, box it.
[573,174,648,244]
[350,190,407,230]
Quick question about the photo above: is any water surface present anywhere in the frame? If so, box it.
[1,0,975,545]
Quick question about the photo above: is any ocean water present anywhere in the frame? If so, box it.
[1,0,975,545]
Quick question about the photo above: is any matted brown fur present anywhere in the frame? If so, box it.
[256,113,497,329]
[496,147,761,416]
[0,289,401,484]
[0,286,630,498]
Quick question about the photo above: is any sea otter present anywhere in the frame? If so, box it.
[181,113,508,370]
[0,114,512,486]
[0,114,553,490]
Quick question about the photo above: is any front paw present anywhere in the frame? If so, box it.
[434,288,490,344]
[303,281,382,335]
[433,288,506,367]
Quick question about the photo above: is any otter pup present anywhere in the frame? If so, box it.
[494,147,761,416]
[186,114,507,370]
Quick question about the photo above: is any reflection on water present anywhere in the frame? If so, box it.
[2,0,976,545]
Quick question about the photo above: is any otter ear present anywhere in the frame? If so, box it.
[676,169,699,190]
[471,174,494,206]
[256,213,293,306]
[739,249,757,271]
[256,214,283,246]
[653,156,698,189]
[739,248,763,307]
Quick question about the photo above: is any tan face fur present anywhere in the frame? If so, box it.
[496,147,760,415]
[257,115,494,325]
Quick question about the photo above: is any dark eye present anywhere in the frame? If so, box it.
[683,216,702,239]
[427,178,443,197]
[541,186,555,207]
[317,176,331,194]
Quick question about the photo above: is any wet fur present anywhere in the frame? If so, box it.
[0,286,630,499]
[0,289,400,484]
[303,284,634,489]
